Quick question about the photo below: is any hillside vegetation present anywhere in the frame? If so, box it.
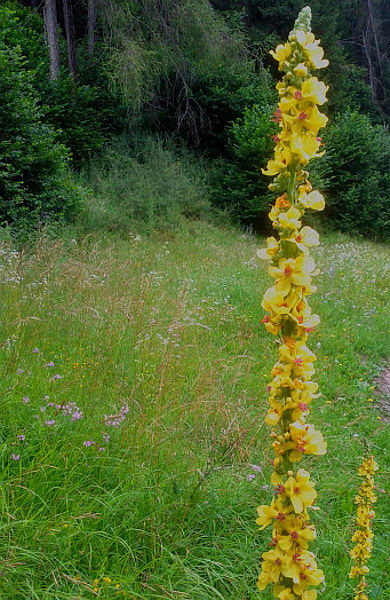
[1,1,389,239]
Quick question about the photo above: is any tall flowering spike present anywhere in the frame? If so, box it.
[349,455,378,600]
[256,7,328,599]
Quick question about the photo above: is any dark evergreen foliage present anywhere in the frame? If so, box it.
[1,0,390,238]
[313,111,390,239]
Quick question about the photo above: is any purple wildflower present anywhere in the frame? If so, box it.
[71,410,83,421]
[49,374,62,382]
[103,404,129,428]
[11,454,20,461]
[44,419,55,426]
[57,402,83,421]
[102,434,110,443]
[247,474,256,482]
[83,440,95,447]
[250,464,263,473]
[46,361,55,367]
[23,396,30,404]
[33,347,39,354]
[18,434,25,442]
[16,369,24,375]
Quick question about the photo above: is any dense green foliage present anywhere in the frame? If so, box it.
[0,45,82,235]
[314,112,390,239]
[0,2,123,164]
[210,105,277,223]
[1,0,390,238]
[80,136,216,233]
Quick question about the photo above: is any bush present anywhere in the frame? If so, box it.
[41,71,124,165]
[210,104,277,225]
[313,111,390,239]
[0,46,84,237]
[80,135,216,233]
[191,64,276,154]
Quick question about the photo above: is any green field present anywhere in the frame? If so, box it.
[0,222,389,599]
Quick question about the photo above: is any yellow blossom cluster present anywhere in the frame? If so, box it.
[349,455,378,600]
[256,7,328,599]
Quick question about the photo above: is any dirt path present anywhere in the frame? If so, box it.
[375,360,390,423]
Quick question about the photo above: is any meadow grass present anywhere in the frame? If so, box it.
[0,222,389,599]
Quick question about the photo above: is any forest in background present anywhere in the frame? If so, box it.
[0,0,390,240]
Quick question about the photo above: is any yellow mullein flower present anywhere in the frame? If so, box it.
[290,133,322,163]
[265,404,284,426]
[301,77,328,105]
[284,469,317,513]
[278,518,316,551]
[303,40,329,70]
[289,298,320,331]
[349,455,378,600]
[298,189,325,211]
[279,340,316,366]
[291,226,320,252]
[270,43,293,68]
[262,146,292,176]
[257,237,279,259]
[289,422,327,460]
[256,499,294,530]
[277,206,302,230]
[257,7,327,598]
[280,96,298,114]
[294,30,314,45]
[292,563,324,595]
[284,106,327,135]
[293,63,309,77]
[261,286,298,314]
[269,255,318,294]
[257,547,290,589]
[294,30,329,69]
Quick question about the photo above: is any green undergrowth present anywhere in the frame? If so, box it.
[77,136,219,235]
[0,222,389,599]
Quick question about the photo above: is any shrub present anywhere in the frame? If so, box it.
[210,104,277,224]
[41,71,124,165]
[0,46,84,237]
[80,135,216,233]
[192,64,276,153]
[313,111,390,239]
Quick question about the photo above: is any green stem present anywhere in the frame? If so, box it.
[286,166,297,205]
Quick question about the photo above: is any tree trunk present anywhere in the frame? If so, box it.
[367,0,384,94]
[44,0,60,80]
[62,0,78,82]
[88,0,97,57]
